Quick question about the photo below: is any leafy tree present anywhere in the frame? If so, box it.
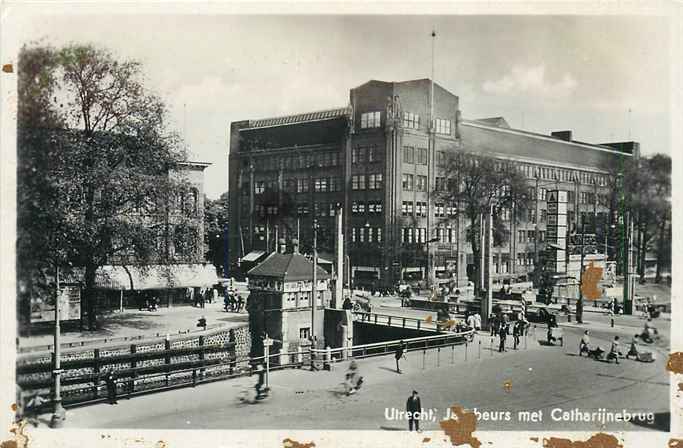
[603,154,671,283]
[204,192,229,276]
[436,151,532,296]
[18,43,191,330]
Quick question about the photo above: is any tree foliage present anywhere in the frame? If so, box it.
[436,151,533,294]
[18,43,191,330]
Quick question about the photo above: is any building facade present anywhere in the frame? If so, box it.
[228,79,637,290]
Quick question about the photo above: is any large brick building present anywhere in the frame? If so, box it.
[228,79,637,290]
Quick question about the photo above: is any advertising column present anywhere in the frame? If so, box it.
[546,190,568,274]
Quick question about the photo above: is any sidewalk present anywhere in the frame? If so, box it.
[19,300,248,352]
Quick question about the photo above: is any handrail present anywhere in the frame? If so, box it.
[310,328,474,355]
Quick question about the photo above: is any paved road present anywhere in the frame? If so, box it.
[59,315,670,432]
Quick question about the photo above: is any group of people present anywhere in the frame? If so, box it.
[579,331,627,364]
[489,313,529,352]
[224,293,245,313]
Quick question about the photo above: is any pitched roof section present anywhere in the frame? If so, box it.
[244,107,350,130]
[247,252,331,281]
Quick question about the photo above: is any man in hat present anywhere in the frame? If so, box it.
[406,390,422,432]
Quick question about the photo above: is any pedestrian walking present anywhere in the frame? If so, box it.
[512,321,521,350]
[395,340,407,373]
[237,295,244,313]
[498,322,507,352]
[490,314,498,337]
[406,390,422,432]
[105,371,118,404]
[608,336,621,364]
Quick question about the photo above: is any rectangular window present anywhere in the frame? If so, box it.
[403,112,420,129]
[518,230,525,243]
[403,146,415,164]
[402,201,413,216]
[416,175,427,191]
[352,201,359,214]
[297,178,309,193]
[255,181,265,194]
[538,188,547,201]
[360,111,381,128]
[417,148,428,165]
[352,175,366,190]
[358,202,366,214]
[359,227,365,243]
[367,228,373,243]
[297,204,309,216]
[367,146,377,163]
[501,208,511,221]
[352,228,357,242]
[375,202,383,213]
[368,173,383,190]
[435,118,451,135]
[402,174,414,190]
[435,177,446,191]
[352,147,365,164]
[417,228,426,243]
[541,209,547,223]
[539,230,545,242]
[528,230,536,243]
[329,204,336,216]
[436,151,446,167]
[416,201,427,217]
[435,203,445,218]
[377,228,382,243]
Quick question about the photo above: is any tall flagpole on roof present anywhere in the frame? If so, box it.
[431,30,436,124]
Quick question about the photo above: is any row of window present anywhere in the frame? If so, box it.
[517,163,608,186]
[295,203,339,217]
[517,230,546,243]
[351,227,383,243]
[402,227,429,244]
[359,111,452,135]
[351,173,384,190]
[247,151,342,172]
[352,201,384,214]
[403,146,428,165]
[402,174,428,191]
[352,146,379,164]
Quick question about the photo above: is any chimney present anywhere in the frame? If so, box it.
[551,130,572,141]
[292,239,300,254]
[278,238,286,254]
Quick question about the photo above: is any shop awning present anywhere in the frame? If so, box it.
[242,251,266,262]
[94,264,218,290]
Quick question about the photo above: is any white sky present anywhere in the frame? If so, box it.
[9,12,672,199]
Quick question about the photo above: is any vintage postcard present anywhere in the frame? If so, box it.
[1,2,680,448]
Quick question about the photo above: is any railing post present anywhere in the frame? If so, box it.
[437,347,440,367]
[451,344,455,363]
[93,348,101,399]
[387,316,392,327]
[374,314,378,324]
[130,344,137,394]
[465,342,468,361]
[422,349,426,369]
[417,319,421,330]
[199,335,206,378]
[165,337,171,387]
[478,340,482,359]
[490,337,493,356]
[402,318,406,328]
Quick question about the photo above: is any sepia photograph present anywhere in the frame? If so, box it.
[1,3,680,447]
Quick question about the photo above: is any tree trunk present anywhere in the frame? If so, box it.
[84,262,98,331]
[468,215,481,297]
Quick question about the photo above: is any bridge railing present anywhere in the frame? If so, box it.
[352,311,440,331]
[310,328,475,363]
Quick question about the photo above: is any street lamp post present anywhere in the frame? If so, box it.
[50,266,65,428]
